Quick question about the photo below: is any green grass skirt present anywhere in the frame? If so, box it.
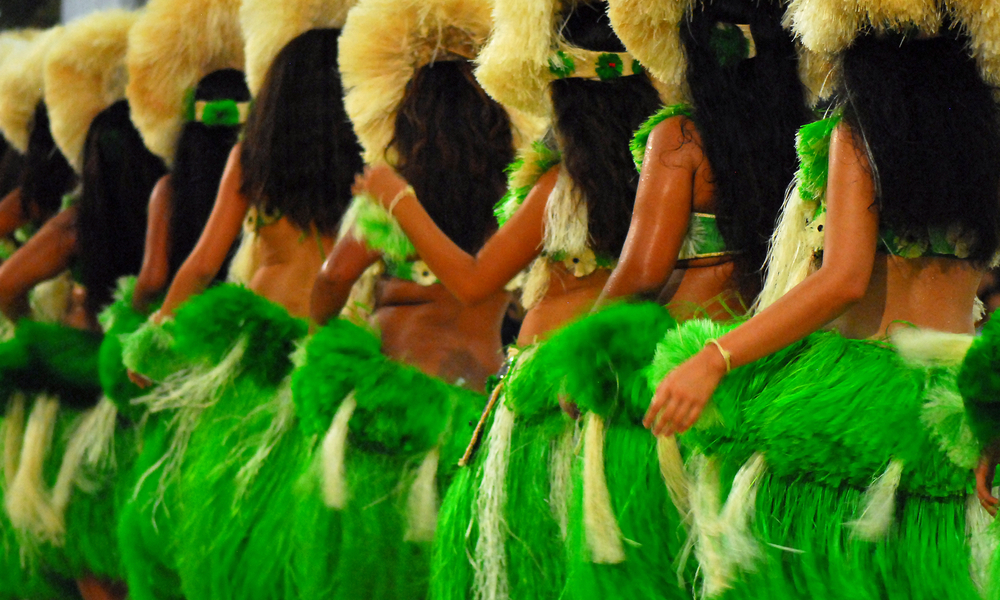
[293,319,484,600]
[645,319,984,599]
[134,285,307,600]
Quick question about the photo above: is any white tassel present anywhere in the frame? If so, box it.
[473,402,515,600]
[548,426,575,540]
[321,392,357,509]
[519,257,550,311]
[582,413,625,564]
[234,378,295,501]
[754,184,821,312]
[6,395,61,543]
[543,169,590,257]
[52,397,118,523]
[890,328,973,367]
[967,494,996,595]
[657,434,691,519]
[404,447,440,543]
[849,459,904,540]
[3,392,26,488]
[688,455,727,597]
[717,453,766,573]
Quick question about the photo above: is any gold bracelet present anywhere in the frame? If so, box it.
[388,185,416,215]
[705,338,732,374]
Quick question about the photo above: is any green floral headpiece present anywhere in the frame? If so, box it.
[182,88,251,127]
[548,48,644,81]
[709,23,756,67]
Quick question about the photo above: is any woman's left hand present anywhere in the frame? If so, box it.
[643,347,727,436]
[358,163,409,209]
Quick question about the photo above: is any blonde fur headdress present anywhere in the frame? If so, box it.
[126,0,245,164]
[340,0,539,164]
[240,0,358,96]
[44,11,138,174]
[0,27,63,153]
[785,0,1000,93]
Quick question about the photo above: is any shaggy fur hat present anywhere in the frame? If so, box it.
[0,27,62,153]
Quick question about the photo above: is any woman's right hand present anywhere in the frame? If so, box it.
[976,445,1000,516]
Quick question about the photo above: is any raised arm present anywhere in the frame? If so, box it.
[310,233,381,327]
[133,175,172,313]
[157,144,248,319]
[598,117,697,305]
[645,122,879,434]
[0,205,78,321]
[359,162,553,305]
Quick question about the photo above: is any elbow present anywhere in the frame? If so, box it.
[821,268,870,307]
[453,286,491,306]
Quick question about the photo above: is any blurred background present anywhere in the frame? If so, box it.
[1,0,147,27]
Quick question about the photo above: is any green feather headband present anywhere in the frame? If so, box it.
[548,48,645,80]
[182,88,250,127]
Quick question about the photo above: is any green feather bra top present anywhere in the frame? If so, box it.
[797,111,975,260]
[343,193,440,286]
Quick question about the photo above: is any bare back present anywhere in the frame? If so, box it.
[250,217,334,319]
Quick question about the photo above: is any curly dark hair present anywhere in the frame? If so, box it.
[551,1,662,258]
[19,102,77,226]
[390,60,514,253]
[77,100,167,315]
[839,30,1000,265]
[240,28,364,236]
[681,0,809,293]
[169,68,250,280]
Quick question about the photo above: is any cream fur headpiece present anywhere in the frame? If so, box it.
[340,0,540,164]
[126,0,245,164]
[241,0,358,96]
[44,11,138,174]
[0,27,63,153]
[785,0,1000,93]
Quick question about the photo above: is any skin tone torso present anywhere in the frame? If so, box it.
[598,116,745,319]
[157,143,332,321]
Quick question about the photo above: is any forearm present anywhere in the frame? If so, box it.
[309,275,355,328]
[597,256,677,307]
[157,264,215,318]
[710,267,864,369]
[132,269,167,314]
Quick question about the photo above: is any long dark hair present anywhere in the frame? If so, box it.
[551,2,662,258]
[0,138,24,200]
[240,28,364,236]
[390,60,513,253]
[19,102,76,225]
[681,0,809,292]
[169,69,250,280]
[77,100,166,315]
[840,30,1000,265]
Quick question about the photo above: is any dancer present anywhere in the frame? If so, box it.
[542,1,810,598]
[297,1,522,598]
[354,3,663,599]
[110,2,251,598]
[645,1,1000,598]
[125,19,362,600]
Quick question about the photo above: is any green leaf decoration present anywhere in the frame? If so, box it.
[709,22,749,68]
[595,52,624,81]
[548,50,575,78]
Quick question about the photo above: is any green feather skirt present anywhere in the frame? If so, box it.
[293,318,484,600]
[644,319,984,600]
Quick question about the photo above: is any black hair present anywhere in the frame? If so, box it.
[0,137,24,200]
[551,1,662,257]
[390,60,514,253]
[681,0,809,294]
[19,102,76,225]
[169,68,250,280]
[840,30,1000,264]
[240,28,364,236]
[77,100,167,315]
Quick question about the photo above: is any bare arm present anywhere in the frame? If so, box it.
[157,144,248,319]
[645,123,879,434]
[133,175,172,313]
[310,233,381,327]
[0,206,78,321]
[598,117,697,305]
[0,188,28,241]
[358,163,553,305]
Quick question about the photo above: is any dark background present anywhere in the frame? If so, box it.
[0,0,61,29]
